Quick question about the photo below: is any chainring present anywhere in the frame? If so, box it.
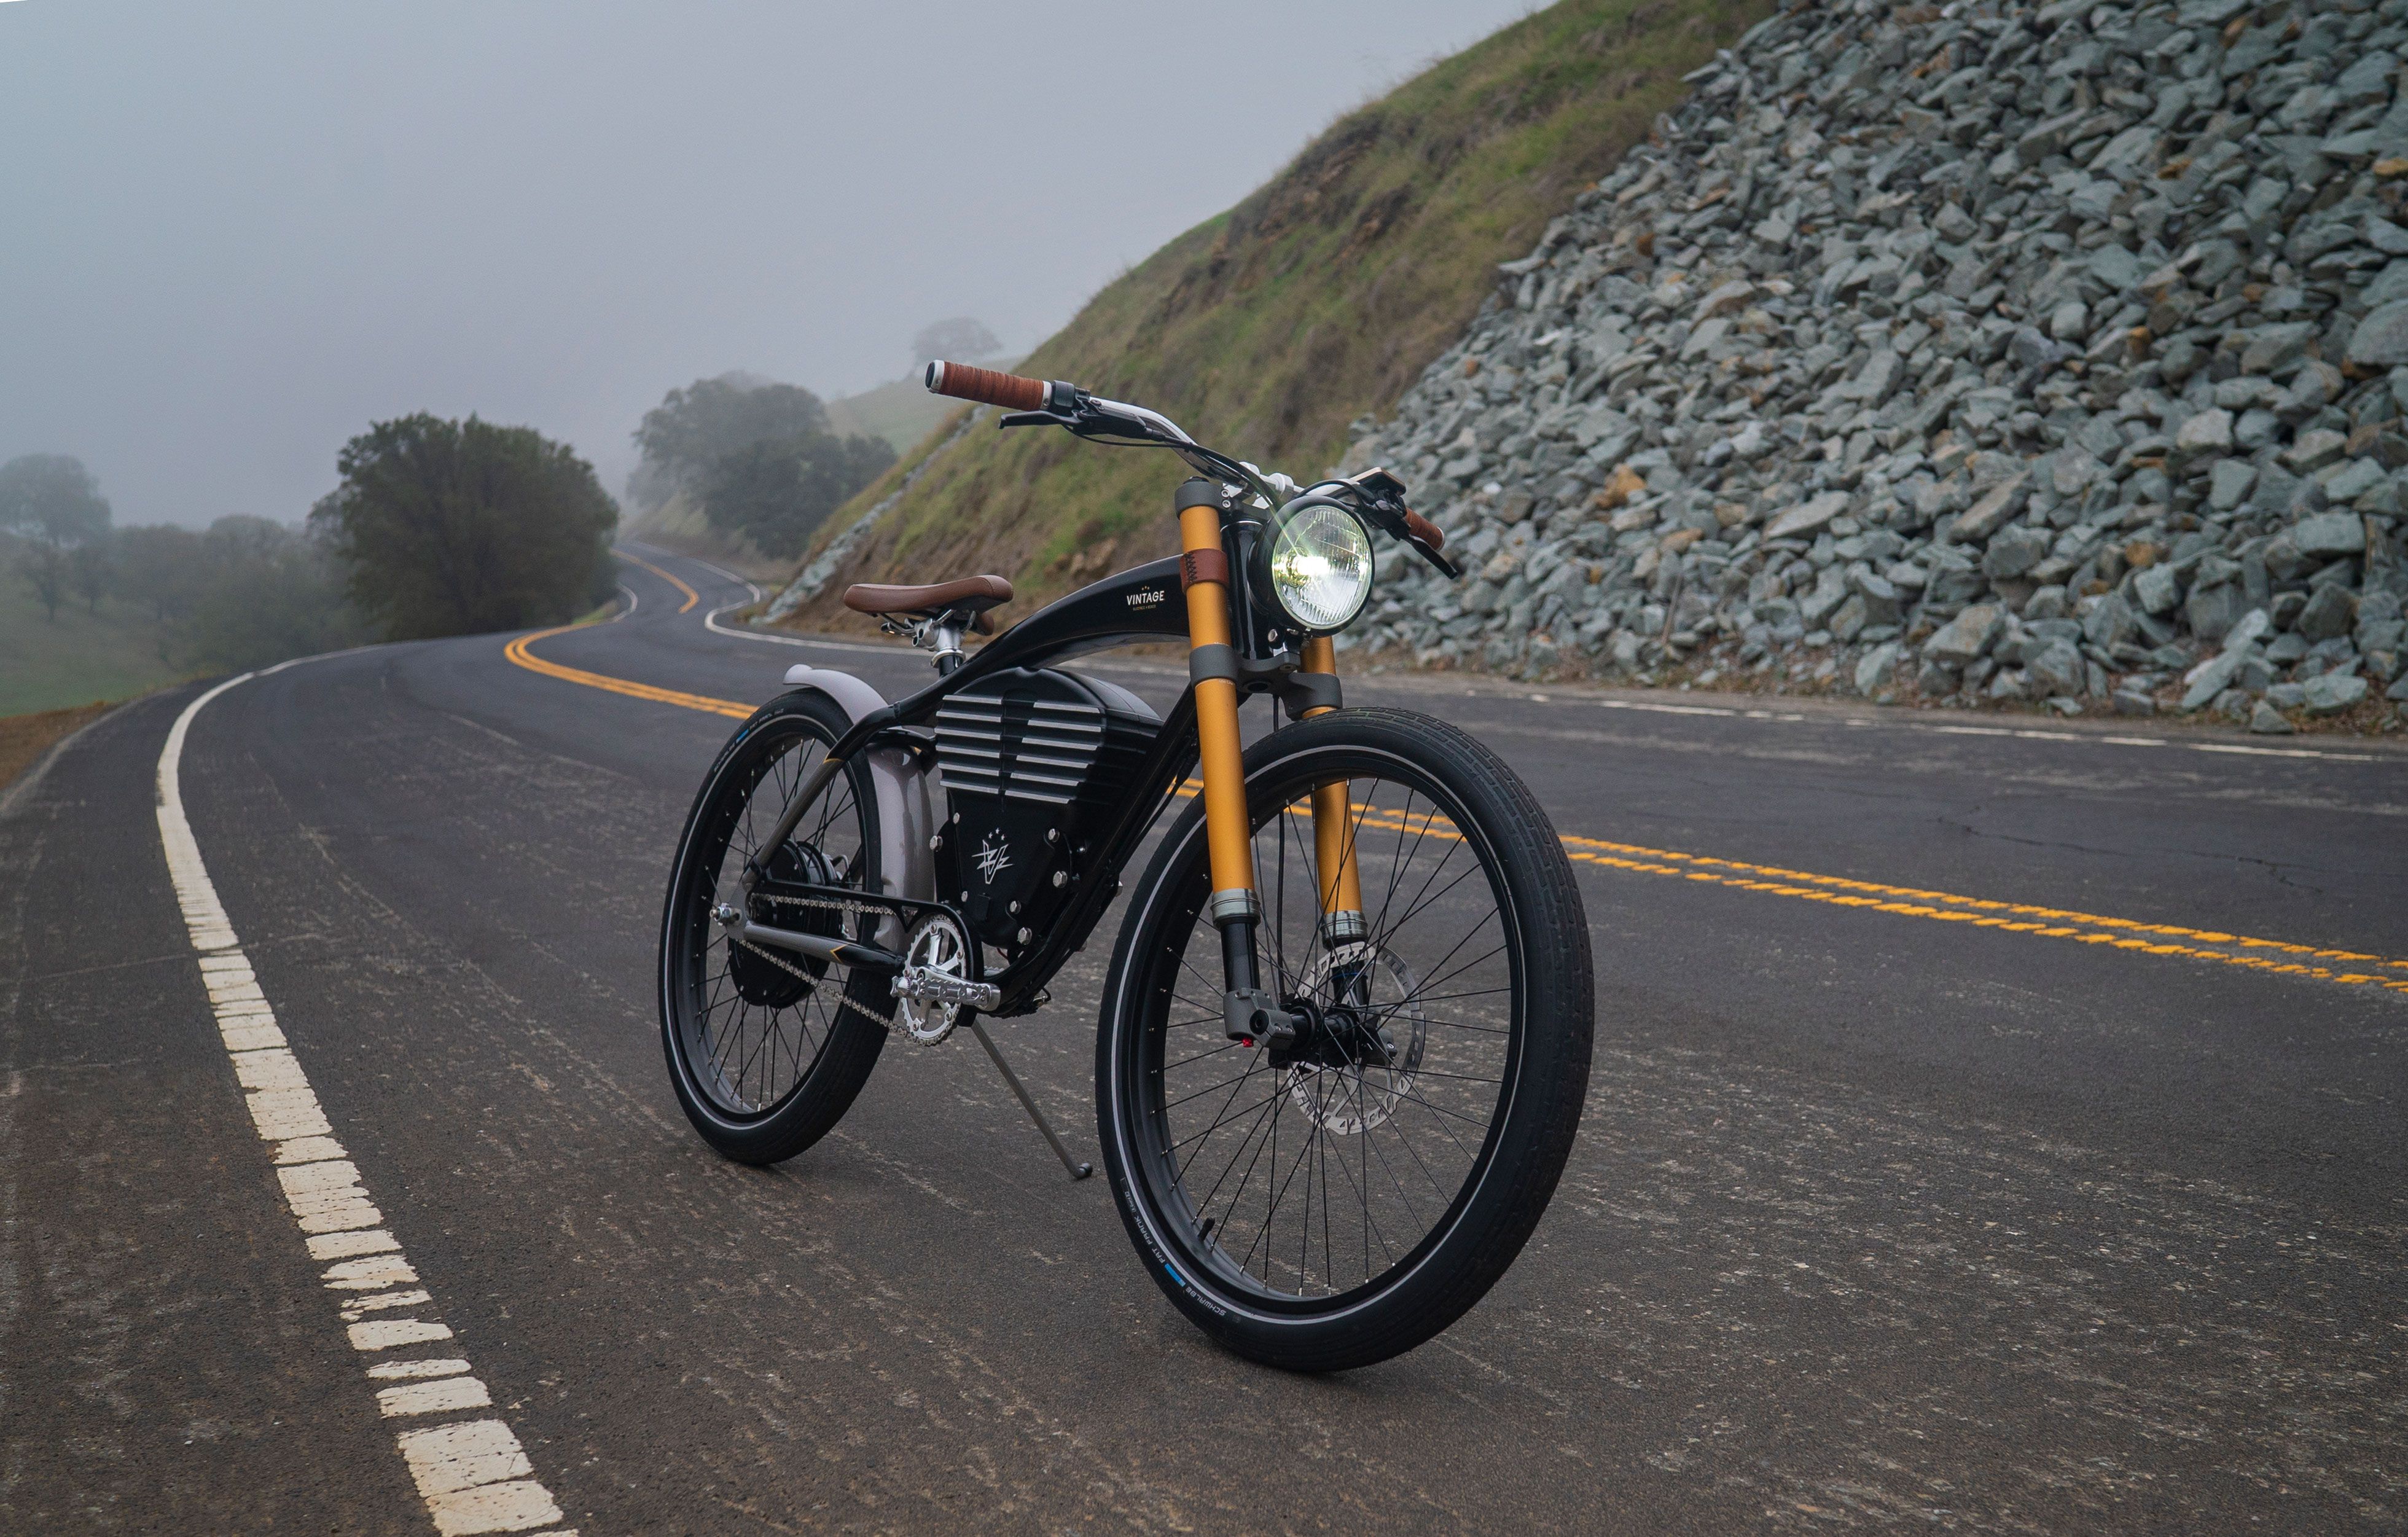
[894,912,976,1046]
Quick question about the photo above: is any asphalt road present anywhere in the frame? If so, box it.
[6,542,2405,1534]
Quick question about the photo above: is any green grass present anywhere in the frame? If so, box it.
[823,360,1023,455]
[0,576,189,714]
[776,0,1768,628]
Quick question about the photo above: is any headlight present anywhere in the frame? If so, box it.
[1254,497,1374,633]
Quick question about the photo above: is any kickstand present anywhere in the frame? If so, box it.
[967,1019,1093,1181]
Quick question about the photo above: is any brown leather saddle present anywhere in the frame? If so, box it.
[841,574,1012,633]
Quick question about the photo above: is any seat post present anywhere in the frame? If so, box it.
[930,618,965,673]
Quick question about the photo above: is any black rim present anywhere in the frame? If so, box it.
[670,715,880,1122]
[1119,747,1524,1315]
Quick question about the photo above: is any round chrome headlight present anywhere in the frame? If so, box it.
[1256,497,1374,633]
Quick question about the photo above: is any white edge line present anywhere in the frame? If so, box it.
[157,667,575,1536]
[702,602,909,657]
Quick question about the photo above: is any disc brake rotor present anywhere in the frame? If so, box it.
[1284,941,1426,1134]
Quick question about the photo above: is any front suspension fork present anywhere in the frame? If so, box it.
[1180,483,1362,1045]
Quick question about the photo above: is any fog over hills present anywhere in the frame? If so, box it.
[0,1,1531,528]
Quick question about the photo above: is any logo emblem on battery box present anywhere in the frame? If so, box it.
[974,828,1013,885]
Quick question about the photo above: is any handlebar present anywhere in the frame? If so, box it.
[924,360,1049,412]
[921,361,1455,576]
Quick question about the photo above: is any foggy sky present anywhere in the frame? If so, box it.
[1,1,1538,529]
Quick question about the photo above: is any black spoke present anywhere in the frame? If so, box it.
[1128,755,1522,1310]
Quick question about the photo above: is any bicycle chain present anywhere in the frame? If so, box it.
[726,926,897,1034]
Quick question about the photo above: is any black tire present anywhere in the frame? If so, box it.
[1095,708,1592,1372]
[659,689,889,1165]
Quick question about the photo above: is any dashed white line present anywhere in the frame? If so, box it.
[158,669,577,1537]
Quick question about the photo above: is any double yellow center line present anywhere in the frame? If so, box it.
[504,625,2408,999]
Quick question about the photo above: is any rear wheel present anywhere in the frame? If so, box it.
[1096,708,1592,1371]
[659,690,889,1165]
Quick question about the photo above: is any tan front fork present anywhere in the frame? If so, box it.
[1179,493,1256,923]
[1179,480,1289,1042]
[1298,635,1364,945]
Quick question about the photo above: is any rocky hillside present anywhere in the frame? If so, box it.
[767,0,1769,627]
[1346,0,2408,733]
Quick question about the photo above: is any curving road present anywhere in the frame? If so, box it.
[6,542,2406,1533]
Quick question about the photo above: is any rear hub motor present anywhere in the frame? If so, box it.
[726,841,838,1008]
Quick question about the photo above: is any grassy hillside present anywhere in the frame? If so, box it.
[775,0,1767,628]
[620,491,788,577]
[824,360,1022,455]
[0,540,188,714]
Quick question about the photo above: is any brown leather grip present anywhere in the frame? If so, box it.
[1402,508,1445,551]
[924,360,1047,411]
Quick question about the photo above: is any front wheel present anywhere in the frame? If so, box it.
[1096,708,1593,1372]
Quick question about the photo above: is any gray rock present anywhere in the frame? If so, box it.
[2224,608,2274,655]
[1981,525,2053,581]
[1763,490,1851,541]
[2324,458,2386,504]
[2347,300,2408,368]
[2296,582,2358,642]
[2084,593,2137,651]
[2209,459,2259,512]
[2248,699,2297,733]
[2111,689,2157,717]
[2135,562,2183,616]
[2291,510,2366,558]
[1947,475,2031,544]
[2303,673,2369,714]
[2186,581,2246,643]
[2242,323,2318,375]
[2174,409,2234,458]
[2284,431,2348,474]
[2181,649,2245,713]
[2028,638,2087,697]
[1923,604,2006,667]
[1855,640,1902,695]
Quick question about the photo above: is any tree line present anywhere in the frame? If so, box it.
[4,417,617,677]
[6,351,940,686]
[626,373,895,556]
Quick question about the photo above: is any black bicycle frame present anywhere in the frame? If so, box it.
[796,555,1215,1016]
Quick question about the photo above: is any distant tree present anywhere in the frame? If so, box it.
[700,433,896,556]
[181,516,370,672]
[69,539,111,614]
[630,375,833,510]
[911,318,1003,369]
[115,523,208,625]
[1,453,112,623]
[0,453,112,546]
[310,414,618,642]
[16,539,68,622]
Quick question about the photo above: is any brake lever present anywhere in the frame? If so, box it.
[1380,507,1461,578]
